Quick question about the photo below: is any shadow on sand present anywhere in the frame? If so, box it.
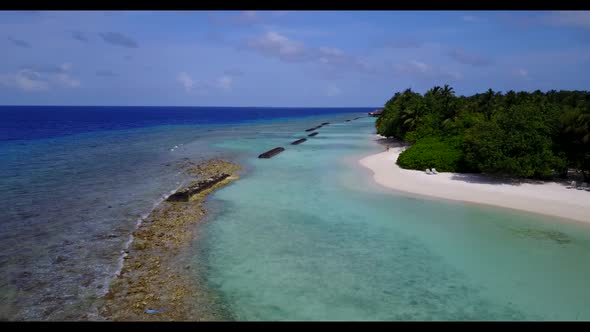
[376,137,408,149]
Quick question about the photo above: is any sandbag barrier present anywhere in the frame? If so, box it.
[258,118,353,158]
[258,147,286,159]
[291,138,307,145]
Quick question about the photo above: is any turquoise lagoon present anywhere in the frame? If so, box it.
[197,116,590,321]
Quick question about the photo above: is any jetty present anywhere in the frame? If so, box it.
[258,147,285,159]
[167,174,230,202]
[368,109,383,117]
[308,132,319,137]
[291,138,307,145]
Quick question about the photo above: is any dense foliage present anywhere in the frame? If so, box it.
[376,86,590,180]
[397,136,468,173]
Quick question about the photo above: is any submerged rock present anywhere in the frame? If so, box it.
[54,256,67,264]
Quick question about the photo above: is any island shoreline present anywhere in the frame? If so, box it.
[359,135,590,226]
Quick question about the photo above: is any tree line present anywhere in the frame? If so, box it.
[375,85,590,181]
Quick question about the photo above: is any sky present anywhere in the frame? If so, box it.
[1,10,589,107]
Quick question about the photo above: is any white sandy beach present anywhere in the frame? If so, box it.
[359,141,590,224]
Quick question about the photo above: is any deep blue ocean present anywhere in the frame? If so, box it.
[0,106,374,141]
[0,106,373,320]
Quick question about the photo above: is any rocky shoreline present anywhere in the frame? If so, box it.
[98,159,241,321]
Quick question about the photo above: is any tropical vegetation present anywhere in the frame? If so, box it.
[375,86,590,180]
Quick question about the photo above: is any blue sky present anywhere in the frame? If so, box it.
[1,10,589,107]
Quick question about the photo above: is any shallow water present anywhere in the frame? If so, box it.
[199,117,590,321]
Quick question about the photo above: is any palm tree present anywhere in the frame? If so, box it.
[563,108,590,181]
[400,106,422,132]
[440,85,456,127]
[481,88,496,121]
[428,86,442,96]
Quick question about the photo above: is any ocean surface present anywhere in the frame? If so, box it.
[2,106,590,320]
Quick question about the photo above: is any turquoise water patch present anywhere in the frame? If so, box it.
[198,116,590,321]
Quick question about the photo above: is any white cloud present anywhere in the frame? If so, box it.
[409,60,428,73]
[208,10,272,27]
[0,64,80,92]
[502,11,590,30]
[216,75,233,90]
[245,31,309,62]
[177,72,194,92]
[178,73,235,94]
[223,68,244,76]
[461,15,478,22]
[514,68,531,80]
[447,47,493,67]
[393,60,463,82]
[243,31,374,78]
[55,63,80,88]
[385,40,423,49]
[325,86,342,97]
[56,73,81,88]
[13,69,49,91]
[271,11,290,17]
[60,62,73,71]
[318,47,345,57]
[240,11,258,20]
[543,11,590,28]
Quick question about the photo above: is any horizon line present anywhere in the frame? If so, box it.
[0,105,381,109]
